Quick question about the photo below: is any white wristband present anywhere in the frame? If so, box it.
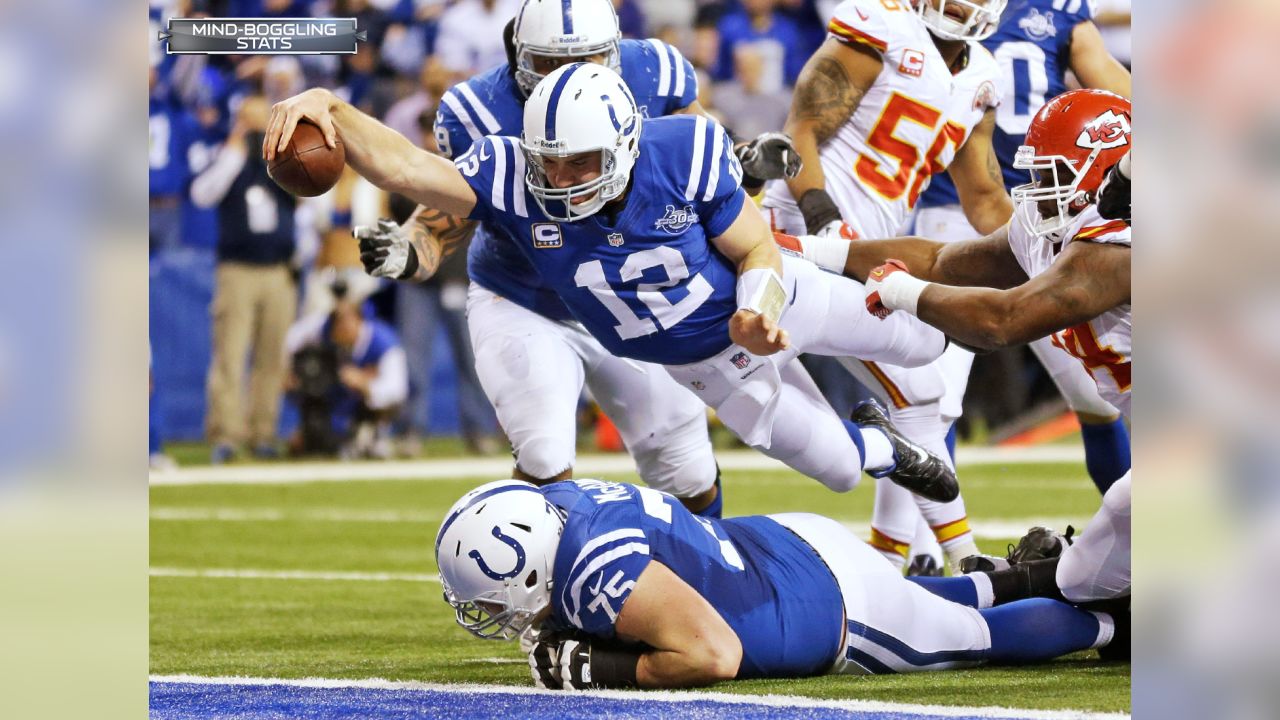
[878,272,930,316]
[737,268,787,324]
[802,234,851,273]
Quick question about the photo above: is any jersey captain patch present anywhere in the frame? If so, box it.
[532,223,563,248]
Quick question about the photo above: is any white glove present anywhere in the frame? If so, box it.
[354,218,416,279]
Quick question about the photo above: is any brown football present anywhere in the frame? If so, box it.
[267,121,345,197]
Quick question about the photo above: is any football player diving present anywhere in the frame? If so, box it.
[265,62,963,508]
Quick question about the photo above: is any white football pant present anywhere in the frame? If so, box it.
[773,513,991,674]
[664,255,945,493]
[1057,471,1132,602]
[466,283,717,498]
[768,204,977,565]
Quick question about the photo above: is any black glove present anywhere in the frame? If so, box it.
[1095,153,1131,225]
[558,637,640,690]
[354,218,419,280]
[526,629,567,689]
[736,132,803,184]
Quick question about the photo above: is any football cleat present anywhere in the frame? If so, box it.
[906,554,943,577]
[852,401,960,503]
[1007,525,1075,565]
[959,553,1011,574]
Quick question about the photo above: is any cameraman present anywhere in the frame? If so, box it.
[286,297,409,459]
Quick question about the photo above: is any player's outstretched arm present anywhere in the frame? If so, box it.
[615,561,743,688]
[264,88,477,218]
[783,39,883,235]
[949,109,1015,235]
[1069,21,1132,98]
[839,225,1027,289]
[891,240,1130,351]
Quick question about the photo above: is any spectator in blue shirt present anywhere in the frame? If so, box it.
[714,0,808,87]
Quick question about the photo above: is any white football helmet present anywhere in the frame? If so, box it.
[513,0,622,97]
[434,480,565,640]
[914,0,1007,41]
[521,62,642,222]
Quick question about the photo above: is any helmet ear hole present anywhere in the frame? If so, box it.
[525,570,538,588]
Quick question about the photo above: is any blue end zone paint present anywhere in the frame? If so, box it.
[149,682,1025,720]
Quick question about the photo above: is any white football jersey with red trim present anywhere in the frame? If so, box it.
[762,0,1002,238]
[1007,205,1132,419]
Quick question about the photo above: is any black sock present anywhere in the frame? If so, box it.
[986,557,1066,605]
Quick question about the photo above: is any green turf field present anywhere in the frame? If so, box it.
[150,459,1130,714]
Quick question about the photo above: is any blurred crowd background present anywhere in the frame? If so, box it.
[147,0,1133,466]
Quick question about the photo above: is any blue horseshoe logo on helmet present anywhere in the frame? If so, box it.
[469,526,527,580]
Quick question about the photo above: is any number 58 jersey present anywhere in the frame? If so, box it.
[763,0,1001,239]
[456,115,749,366]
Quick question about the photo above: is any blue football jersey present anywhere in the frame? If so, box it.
[435,39,700,322]
[149,97,199,198]
[540,480,843,679]
[920,0,1095,207]
[456,115,748,366]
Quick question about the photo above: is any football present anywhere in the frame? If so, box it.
[267,121,345,197]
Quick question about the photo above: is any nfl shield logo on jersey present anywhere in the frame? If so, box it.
[730,352,751,370]
[607,232,624,246]
[691,380,705,391]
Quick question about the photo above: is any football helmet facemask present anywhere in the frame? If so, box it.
[1011,89,1132,240]
[521,63,642,222]
[914,0,1008,42]
[435,480,565,640]
[512,0,622,98]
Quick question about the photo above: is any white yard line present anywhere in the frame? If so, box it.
[149,567,439,583]
[148,508,1086,540]
[149,674,1128,720]
[150,446,1084,486]
[149,507,438,523]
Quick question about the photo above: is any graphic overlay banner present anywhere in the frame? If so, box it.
[159,18,365,54]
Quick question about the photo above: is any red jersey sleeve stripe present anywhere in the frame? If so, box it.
[1075,220,1129,240]
[828,18,889,53]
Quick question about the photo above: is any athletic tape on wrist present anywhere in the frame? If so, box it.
[878,271,929,316]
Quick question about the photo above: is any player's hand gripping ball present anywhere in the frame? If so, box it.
[267,120,345,197]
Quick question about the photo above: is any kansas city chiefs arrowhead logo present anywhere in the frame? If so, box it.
[1076,110,1131,150]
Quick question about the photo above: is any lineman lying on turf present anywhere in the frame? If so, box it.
[435,479,1122,689]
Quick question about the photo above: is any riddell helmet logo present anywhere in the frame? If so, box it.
[1076,111,1131,150]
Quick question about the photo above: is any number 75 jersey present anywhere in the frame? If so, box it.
[456,115,749,365]
[763,0,1002,239]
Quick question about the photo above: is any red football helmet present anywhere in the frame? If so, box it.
[1011,89,1132,239]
